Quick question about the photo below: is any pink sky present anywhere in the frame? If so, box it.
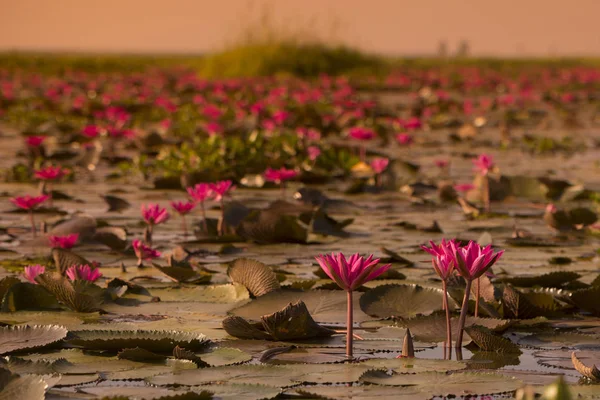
[1,0,598,56]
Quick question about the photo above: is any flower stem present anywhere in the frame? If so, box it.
[475,277,481,318]
[455,279,472,348]
[346,290,354,360]
[442,279,452,348]
[200,202,208,234]
[217,199,225,236]
[29,210,36,238]
[181,215,187,236]
[482,174,490,213]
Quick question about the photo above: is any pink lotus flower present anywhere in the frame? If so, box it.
[48,233,79,249]
[25,136,46,148]
[452,241,503,281]
[141,204,170,225]
[10,195,49,210]
[210,180,235,202]
[296,127,321,141]
[65,264,102,282]
[187,183,211,233]
[170,201,195,215]
[421,239,457,281]
[34,166,69,181]
[307,146,321,161]
[264,167,298,183]
[348,127,375,141]
[23,265,45,284]
[395,133,413,145]
[108,128,135,139]
[132,239,161,264]
[187,183,212,203]
[370,157,389,174]
[451,240,504,347]
[435,160,450,169]
[315,253,391,292]
[315,252,391,359]
[473,154,495,175]
[546,203,558,214]
[404,117,422,130]
[272,110,289,125]
[82,125,101,139]
[454,183,475,193]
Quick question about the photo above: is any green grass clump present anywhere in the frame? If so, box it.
[198,41,386,78]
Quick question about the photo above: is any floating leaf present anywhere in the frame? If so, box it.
[101,194,131,212]
[237,210,307,244]
[0,325,67,355]
[172,345,209,368]
[192,383,280,400]
[67,330,210,352]
[359,284,452,319]
[48,215,97,241]
[222,316,271,340]
[464,325,522,354]
[0,282,61,312]
[200,347,252,367]
[571,352,600,382]
[51,249,90,275]
[570,286,600,316]
[152,264,211,284]
[261,301,335,340]
[150,284,249,303]
[360,370,523,396]
[500,272,581,288]
[519,332,600,349]
[35,272,102,313]
[399,314,511,343]
[227,259,280,297]
[79,385,212,400]
[93,226,128,251]
[0,373,47,400]
[502,285,559,319]
[117,347,167,363]
[230,290,368,324]
[361,357,466,373]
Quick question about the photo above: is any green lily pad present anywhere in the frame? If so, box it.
[519,332,600,349]
[67,330,211,352]
[361,357,467,373]
[360,370,523,396]
[230,290,368,324]
[464,325,522,354]
[192,384,280,400]
[35,273,103,313]
[359,284,453,319]
[570,286,600,316]
[399,314,511,343]
[0,372,47,400]
[0,325,67,355]
[78,385,212,400]
[200,347,252,366]
[149,284,249,303]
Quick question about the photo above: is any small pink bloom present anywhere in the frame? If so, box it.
[402,117,422,130]
[473,154,495,175]
[296,127,321,141]
[546,203,558,213]
[370,157,389,174]
[170,200,196,215]
[435,160,450,169]
[272,110,289,125]
[205,121,223,135]
[264,167,298,183]
[108,128,136,139]
[141,204,170,225]
[210,180,235,202]
[187,183,212,203]
[307,146,321,161]
[65,264,102,282]
[82,125,101,139]
[48,233,79,249]
[315,253,391,291]
[132,239,161,261]
[451,241,503,281]
[25,136,46,148]
[10,195,49,210]
[348,127,376,141]
[202,104,223,120]
[454,183,475,193]
[23,265,45,284]
[34,166,69,181]
[395,133,413,145]
[421,239,457,280]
